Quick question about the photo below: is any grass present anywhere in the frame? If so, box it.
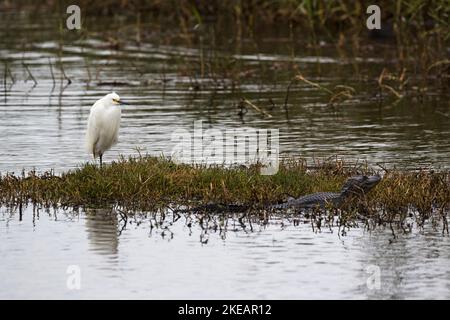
[0,156,448,233]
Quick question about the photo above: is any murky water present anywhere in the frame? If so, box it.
[1,11,449,299]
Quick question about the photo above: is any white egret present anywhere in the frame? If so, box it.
[85,92,128,167]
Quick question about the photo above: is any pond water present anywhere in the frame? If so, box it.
[1,11,449,299]
[1,205,450,299]
[1,12,449,173]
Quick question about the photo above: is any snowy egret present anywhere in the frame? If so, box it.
[85,92,128,167]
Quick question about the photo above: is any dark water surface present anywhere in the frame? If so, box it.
[1,11,449,299]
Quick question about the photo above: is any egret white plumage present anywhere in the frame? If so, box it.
[85,92,128,167]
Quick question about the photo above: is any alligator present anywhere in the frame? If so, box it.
[175,175,381,213]
[269,175,381,210]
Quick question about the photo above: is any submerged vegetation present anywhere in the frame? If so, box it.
[0,156,449,234]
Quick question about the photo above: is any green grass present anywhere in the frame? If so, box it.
[1,156,448,233]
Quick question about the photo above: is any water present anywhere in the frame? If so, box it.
[1,12,449,173]
[1,11,449,299]
[1,205,449,299]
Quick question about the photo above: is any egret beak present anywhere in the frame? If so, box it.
[119,101,129,105]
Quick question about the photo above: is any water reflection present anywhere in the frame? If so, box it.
[1,205,449,299]
[355,226,450,300]
[85,208,119,255]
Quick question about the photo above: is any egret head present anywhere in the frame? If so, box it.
[106,92,128,106]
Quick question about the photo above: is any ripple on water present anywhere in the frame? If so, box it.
[1,205,450,299]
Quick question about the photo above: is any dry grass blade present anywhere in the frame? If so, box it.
[242,98,272,118]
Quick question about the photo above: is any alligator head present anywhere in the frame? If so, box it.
[340,175,381,197]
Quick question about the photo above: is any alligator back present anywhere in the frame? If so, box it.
[269,192,341,210]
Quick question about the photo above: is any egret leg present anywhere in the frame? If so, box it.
[99,154,103,168]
